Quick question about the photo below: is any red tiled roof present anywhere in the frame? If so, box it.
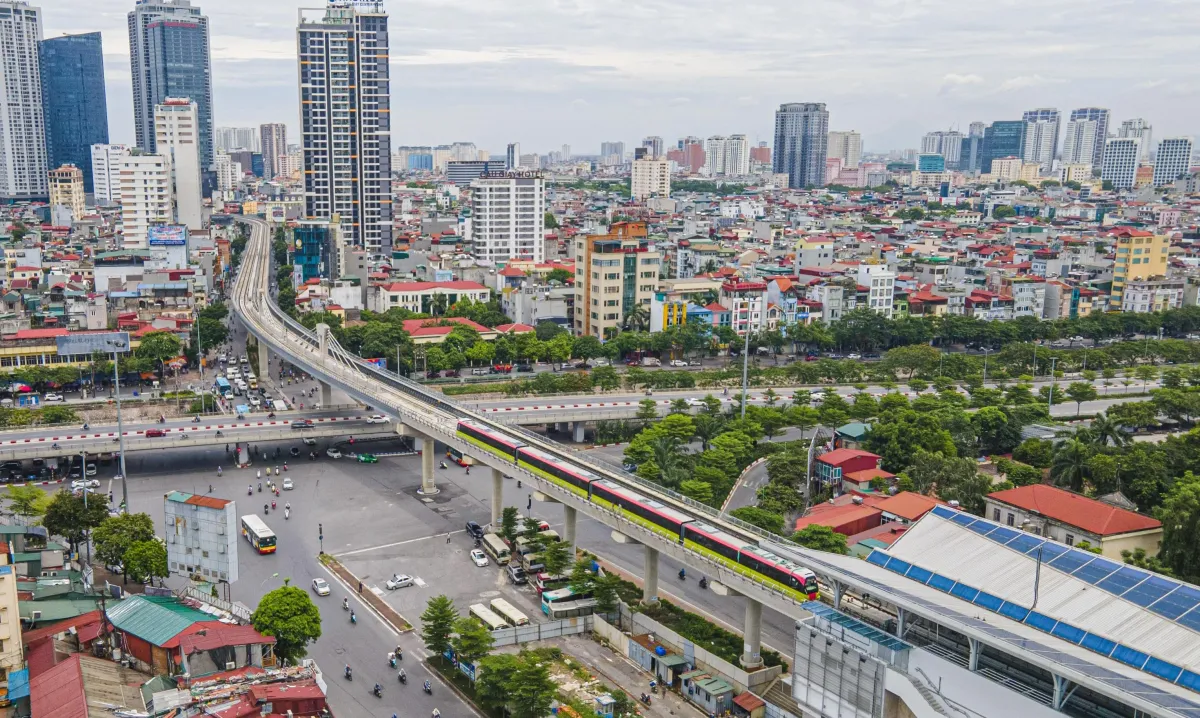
[794,503,881,532]
[816,448,880,467]
[30,653,86,718]
[988,484,1161,536]
[498,266,526,277]
[22,610,103,647]
[178,622,274,653]
[183,494,232,510]
[733,692,766,711]
[493,323,535,334]
[400,317,490,337]
[844,468,894,483]
[875,491,943,521]
[5,328,69,340]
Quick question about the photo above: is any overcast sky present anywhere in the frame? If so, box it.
[44,0,1200,156]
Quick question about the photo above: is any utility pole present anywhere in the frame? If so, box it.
[109,339,130,514]
[1048,357,1057,413]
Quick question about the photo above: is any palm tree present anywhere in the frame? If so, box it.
[701,259,720,275]
[430,294,449,316]
[624,304,649,332]
[648,436,687,487]
[1050,439,1091,492]
[1089,413,1130,448]
[693,414,724,451]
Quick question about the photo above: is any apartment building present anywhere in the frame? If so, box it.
[573,222,661,340]
[857,263,895,318]
[0,1,47,201]
[1121,278,1184,313]
[90,143,130,205]
[366,280,489,314]
[1109,228,1168,309]
[1102,137,1141,190]
[117,153,172,248]
[469,171,545,263]
[631,156,670,200]
[48,165,86,220]
[1153,137,1193,187]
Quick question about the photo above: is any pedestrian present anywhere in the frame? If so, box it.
[528,495,532,510]
[465,466,470,475]
[358,581,363,593]
[446,533,451,544]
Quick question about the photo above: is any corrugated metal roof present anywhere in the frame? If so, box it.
[885,513,1200,668]
[106,594,210,646]
[30,653,86,718]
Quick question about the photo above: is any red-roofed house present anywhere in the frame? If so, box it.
[984,485,1162,558]
[493,323,535,335]
[400,317,495,344]
[814,449,893,492]
[367,281,489,313]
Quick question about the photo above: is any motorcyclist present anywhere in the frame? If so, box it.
[373,683,382,697]
[217,466,223,477]
[344,665,352,679]
[342,597,349,610]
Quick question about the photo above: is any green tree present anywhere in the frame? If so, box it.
[419,595,458,662]
[135,331,184,378]
[1156,471,1200,580]
[591,365,620,391]
[93,512,156,583]
[42,490,108,551]
[1065,381,1098,416]
[995,458,1043,487]
[658,413,696,443]
[123,539,168,584]
[938,471,995,515]
[1050,439,1092,492]
[475,654,522,711]
[544,212,560,230]
[5,485,46,519]
[540,539,573,577]
[792,525,849,554]
[679,479,714,504]
[499,507,520,545]
[451,616,495,664]
[1013,438,1054,468]
[636,398,659,422]
[251,580,322,664]
[729,506,785,534]
[511,657,558,718]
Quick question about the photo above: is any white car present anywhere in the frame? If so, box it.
[311,578,331,596]
[85,464,97,476]
[470,549,489,567]
[385,574,414,590]
[366,415,390,424]
[670,359,688,367]
[43,393,64,402]
[71,478,100,491]
[326,447,342,459]
[684,397,707,407]
[282,477,294,490]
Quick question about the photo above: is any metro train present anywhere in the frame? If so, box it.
[456,419,820,601]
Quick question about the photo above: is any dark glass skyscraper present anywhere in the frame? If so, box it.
[128,0,214,177]
[39,32,109,192]
[773,102,828,188]
[981,121,1027,174]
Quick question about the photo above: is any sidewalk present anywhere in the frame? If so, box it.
[497,635,706,718]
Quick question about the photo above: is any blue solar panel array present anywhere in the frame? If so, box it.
[867,541,1200,699]
[779,545,1200,718]
[930,505,1200,631]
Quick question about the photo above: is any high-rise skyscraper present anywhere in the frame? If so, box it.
[600,141,624,166]
[90,143,130,205]
[1118,119,1154,162]
[981,121,1027,174]
[1153,137,1193,187]
[704,136,750,176]
[631,155,670,200]
[470,173,544,262]
[1022,108,1060,172]
[216,126,259,152]
[259,123,287,180]
[642,136,664,158]
[155,98,203,230]
[968,122,986,138]
[506,142,520,170]
[827,131,862,168]
[1061,119,1099,166]
[39,32,108,194]
[0,1,47,201]
[298,1,392,251]
[1068,108,1110,167]
[1102,137,1140,190]
[118,152,172,248]
[773,102,829,188]
[920,130,962,168]
[128,0,214,177]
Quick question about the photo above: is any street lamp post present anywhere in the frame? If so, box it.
[982,348,989,385]
[108,339,130,514]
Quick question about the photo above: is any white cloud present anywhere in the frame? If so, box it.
[998,75,1065,92]
[941,73,984,86]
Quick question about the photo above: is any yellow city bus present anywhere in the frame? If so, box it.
[481,533,510,564]
[489,598,529,626]
[469,604,508,631]
[240,514,277,554]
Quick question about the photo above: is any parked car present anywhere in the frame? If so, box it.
[688,359,702,366]
[385,574,414,590]
[43,393,64,402]
[85,464,97,476]
[444,369,460,378]
[465,520,483,539]
[470,549,489,567]
[514,363,532,372]
[311,578,331,596]
[670,359,688,367]
[506,564,527,584]
[289,446,301,457]
[326,447,342,459]
[71,478,100,491]
[366,415,389,424]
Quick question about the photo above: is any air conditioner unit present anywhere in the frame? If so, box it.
[226,661,236,670]
[31,610,42,620]
[218,545,226,554]
[168,535,175,543]
[216,525,225,535]
[192,522,200,530]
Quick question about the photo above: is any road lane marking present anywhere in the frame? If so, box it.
[335,530,466,557]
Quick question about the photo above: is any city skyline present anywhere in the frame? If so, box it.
[42,0,1200,154]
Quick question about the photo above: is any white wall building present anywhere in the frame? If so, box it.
[215,151,242,192]
[155,98,203,230]
[118,153,172,248]
[704,135,750,176]
[164,490,239,584]
[1118,118,1153,161]
[1153,137,1193,187]
[1102,137,1141,190]
[857,263,895,318]
[920,130,962,168]
[259,122,286,180]
[91,143,130,205]
[1061,119,1098,167]
[0,0,47,202]
[1022,108,1061,172]
[469,172,545,262]
[631,157,670,200]
[215,126,258,152]
[827,130,862,168]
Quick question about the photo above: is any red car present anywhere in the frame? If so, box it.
[146,429,166,437]
[492,364,513,374]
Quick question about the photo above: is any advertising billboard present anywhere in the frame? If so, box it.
[148,225,188,246]
[270,207,285,222]
[56,331,130,356]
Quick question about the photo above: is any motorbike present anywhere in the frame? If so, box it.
[372,685,382,698]
[271,500,277,510]
[52,442,60,450]
[398,671,407,684]
[389,656,397,669]
[344,666,352,681]
[217,467,223,477]
[215,430,223,437]
[192,416,201,423]
[275,467,280,476]
[283,463,288,471]
[678,568,686,580]
[699,577,708,589]
[285,508,290,520]
[258,481,262,491]
[82,423,89,431]
[264,504,269,515]
[247,486,253,496]
[423,681,432,695]
[350,611,357,625]
[439,462,447,470]
[267,412,276,418]
[158,416,166,423]
[640,693,652,705]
